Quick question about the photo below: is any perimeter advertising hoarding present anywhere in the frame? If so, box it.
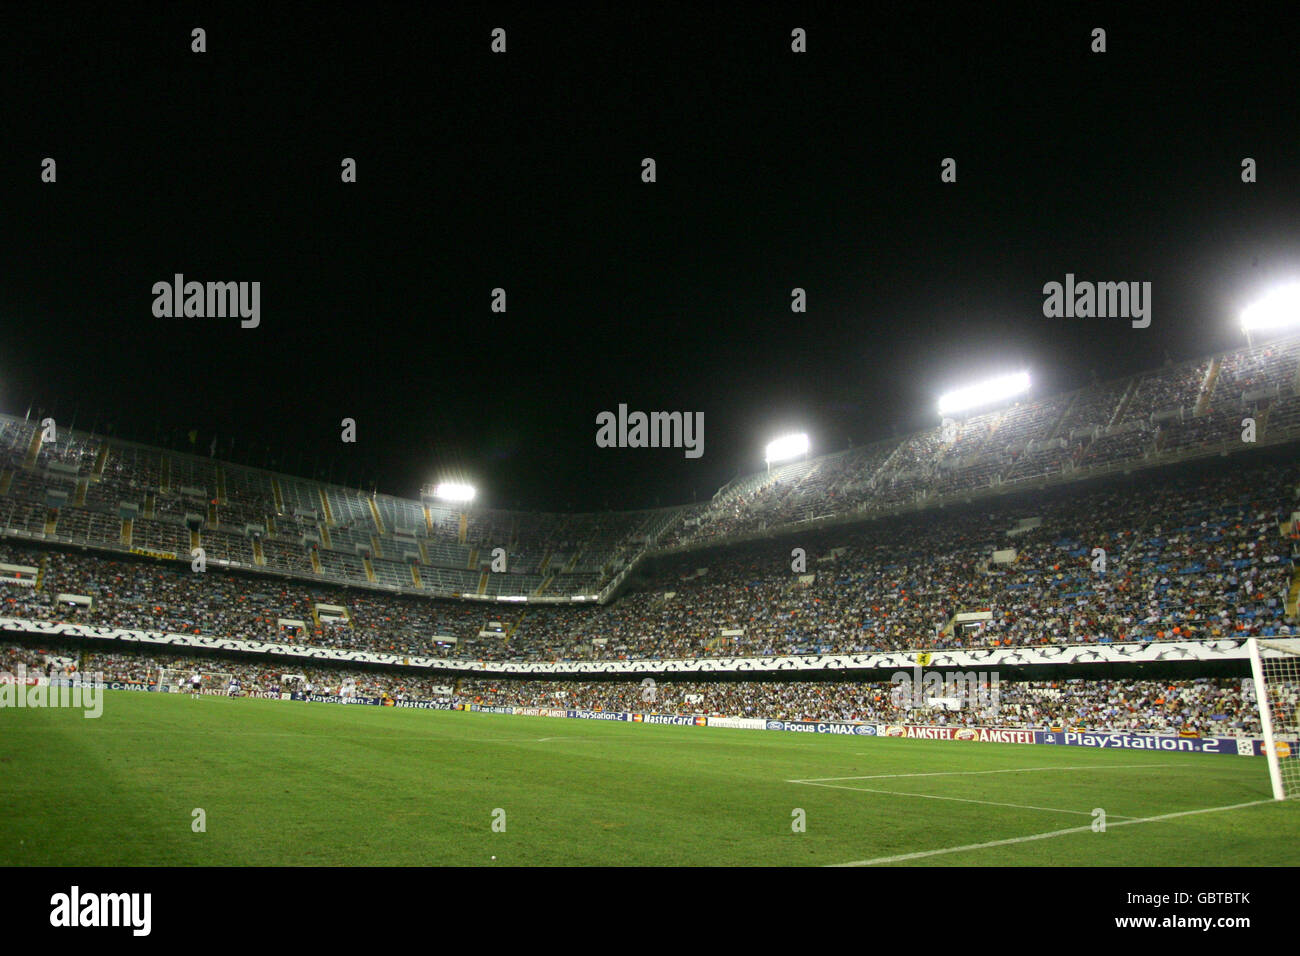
[1035,729,1292,757]
[765,720,878,735]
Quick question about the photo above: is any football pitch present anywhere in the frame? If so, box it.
[2,691,1297,867]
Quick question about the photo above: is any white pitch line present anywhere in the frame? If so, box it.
[790,779,1134,819]
[790,764,1171,783]
[827,798,1277,866]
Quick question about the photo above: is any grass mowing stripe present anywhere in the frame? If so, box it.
[790,779,1132,818]
[2,691,1295,866]
[791,764,1173,782]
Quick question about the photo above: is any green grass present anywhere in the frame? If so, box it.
[2,691,1298,866]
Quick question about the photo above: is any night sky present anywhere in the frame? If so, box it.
[3,4,1299,512]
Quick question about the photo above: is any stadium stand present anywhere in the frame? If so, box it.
[0,640,1264,736]
[1,451,1295,663]
[1,334,1299,675]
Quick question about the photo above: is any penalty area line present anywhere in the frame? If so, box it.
[826,798,1277,866]
[789,779,1134,819]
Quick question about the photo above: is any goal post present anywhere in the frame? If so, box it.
[1247,636,1300,800]
[157,670,235,694]
[202,672,235,694]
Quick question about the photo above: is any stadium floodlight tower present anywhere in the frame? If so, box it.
[432,482,476,503]
[1240,282,1300,348]
[937,370,1031,418]
[764,433,809,472]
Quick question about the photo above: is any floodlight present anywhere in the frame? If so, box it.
[764,433,810,465]
[1241,283,1300,333]
[434,482,476,502]
[937,371,1030,416]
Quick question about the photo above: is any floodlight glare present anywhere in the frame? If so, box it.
[434,482,476,502]
[937,371,1031,416]
[764,433,810,465]
[1241,283,1300,333]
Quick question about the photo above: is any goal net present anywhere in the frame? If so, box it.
[158,670,235,694]
[156,668,186,693]
[1247,637,1300,799]
[202,672,236,695]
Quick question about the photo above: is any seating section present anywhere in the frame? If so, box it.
[1,639,1265,737]
[0,418,668,600]
[1,453,1294,663]
[1212,339,1300,403]
[663,342,1299,549]
[3,333,1300,635]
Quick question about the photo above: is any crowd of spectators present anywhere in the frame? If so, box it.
[663,349,1291,550]
[0,415,661,599]
[1,640,1269,737]
[0,456,1296,663]
[4,644,454,701]
[456,675,1265,736]
[4,336,1300,599]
